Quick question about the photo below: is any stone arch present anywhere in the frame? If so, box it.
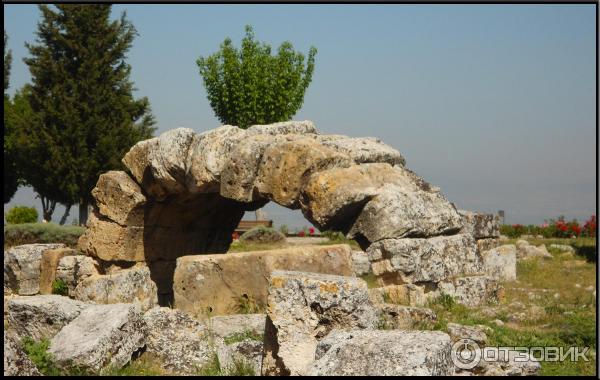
[77,121,470,305]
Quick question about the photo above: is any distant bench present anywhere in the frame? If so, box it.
[235,220,273,234]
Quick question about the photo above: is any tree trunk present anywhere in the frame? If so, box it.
[38,194,56,223]
[59,204,72,225]
[79,200,89,226]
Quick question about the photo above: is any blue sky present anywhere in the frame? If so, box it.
[4,4,597,228]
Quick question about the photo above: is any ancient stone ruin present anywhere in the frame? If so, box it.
[74,120,503,308]
[6,120,535,376]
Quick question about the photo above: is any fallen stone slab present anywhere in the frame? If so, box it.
[476,238,500,254]
[262,270,377,376]
[4,243,65,295]
[73,264,158,312]
[48,303,147,373]
[516,241,552,260]
[307,329,454,376]
[316,134,405,166]
[173,244,354,317]
[482,244,517,281]
[549,244,575,253]
[223,339,263,376]
[455,349,541,376]
[351,250,371,276]
[7,295,89,341]
[4,331,42,376]
[144,307,225,375]
[376,304,437,330]
[367,234,482,284]
[458,210,500,239]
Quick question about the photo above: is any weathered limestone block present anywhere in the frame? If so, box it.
[446,322,488,345]
[4,243,65,295]
[77,210,145,262]
[186,125,246,194]
[4,331,42,376]
[144,307,225,375]
[348,179,463,244]
[458,210,500,239]
[255,137,352,208]
[437,275,502,307]
[246,120,317,136]
[368,284,427,307]
[315,134,405,166]
[73,264,158,311]
[307,329,454,376]
[209,314,266,339]
[376,304,437,330]
[92,171,146,226]
[300,163,399,231]
[173,245,354,317]
[549,244,575,253]
[367,234,482,284]
[39,248,78,294]
[262,270,377,376]
[482,245,517,281]
[55,255,101,296]
[49,303,147,373]
[7,295,89,341]
[123,128,197,200]
[351,250,371,276]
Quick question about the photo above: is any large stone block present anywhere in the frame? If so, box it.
[376,304,437,330]
[144,307,225,375]
[437,275,502,307]
[7,295,89,341]
[173,244,354,317]
[4,243,65,295]
[367,234,482,284]
[254,137,352,208]
[368,284,427,307]
[315,134,405,166]
[262,270,377,376]
[49,303,147,373]
[459,210,500,239]
[73,264,158,311]
[307,329,454,376]
[348,173,463,244]
[92,170,146,226]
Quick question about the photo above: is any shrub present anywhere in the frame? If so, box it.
[278,224,289,236]
[4,223,85,248]
[22,337,61,376]
[234,294,264,314]
[51,279,69,296]
[5,206,38,224]
[239,226,285,244]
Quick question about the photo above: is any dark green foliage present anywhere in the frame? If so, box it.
[197,25,317,129]
[4,31,19,203]
[4,222,85,248]
[19,4,156,222]
[5,206,38,224]
[239,226,286,244]
[51,278,69,296]
[22,337,61,376]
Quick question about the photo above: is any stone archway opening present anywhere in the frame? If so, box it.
[78,121,480,311]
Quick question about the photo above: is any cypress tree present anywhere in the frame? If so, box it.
[4,30,19,204]
[23,4,156,224]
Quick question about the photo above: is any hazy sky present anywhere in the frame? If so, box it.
[4,4,597,228]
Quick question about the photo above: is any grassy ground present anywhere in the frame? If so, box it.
[423,237,597,376]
